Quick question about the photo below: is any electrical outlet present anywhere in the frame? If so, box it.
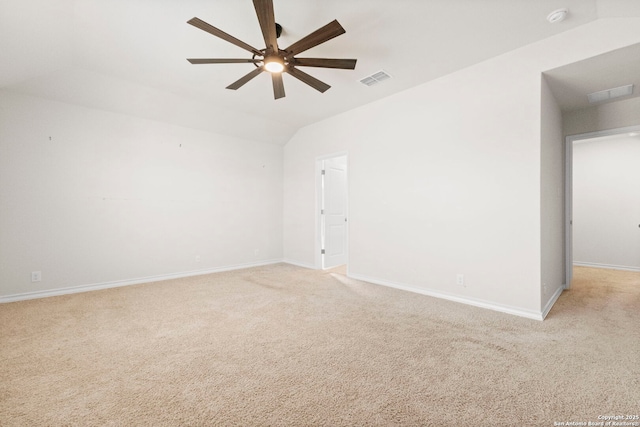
[195,255,201,263]
[31,271,42,282]
[456,274,465,287]
[254,249,260,257]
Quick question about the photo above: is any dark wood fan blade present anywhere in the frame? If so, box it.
[187,58,262,64]
[284,20,345,56]
[286,67,330,93]
[188,17,262,56]
[289,58,357,70]
[253,0,278,54]
[272,73,285,99]
[226,67,264,90]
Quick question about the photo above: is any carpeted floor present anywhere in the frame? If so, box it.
[0,264,638,426]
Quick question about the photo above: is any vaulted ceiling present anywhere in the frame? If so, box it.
[2,0,640,144]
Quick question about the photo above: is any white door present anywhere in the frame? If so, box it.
[322,156,348,269]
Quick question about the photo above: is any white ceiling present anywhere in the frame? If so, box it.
[544,42,640,111]
[2,0,640,145]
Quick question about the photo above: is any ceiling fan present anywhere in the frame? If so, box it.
[186,0,357,100]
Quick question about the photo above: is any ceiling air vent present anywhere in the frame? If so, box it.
[587,84,634,104]
[359,70,392,87]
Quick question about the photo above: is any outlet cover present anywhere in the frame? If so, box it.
[456,274,465,286]
[31,271,42,282]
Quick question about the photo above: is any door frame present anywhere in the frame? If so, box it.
[564,124,640,289]
[315,152,349,270]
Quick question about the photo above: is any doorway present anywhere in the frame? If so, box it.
[317,154,348,270]
[565,125,640,288]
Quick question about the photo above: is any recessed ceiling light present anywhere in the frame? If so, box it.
[547,8,568,23]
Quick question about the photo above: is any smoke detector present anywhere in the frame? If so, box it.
[547,8,568,23]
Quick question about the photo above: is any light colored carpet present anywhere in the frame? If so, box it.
[1,264,638,426]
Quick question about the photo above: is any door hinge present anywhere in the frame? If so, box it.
[321,249,325,255]
[321,169,326,175]
[321,209,324,215]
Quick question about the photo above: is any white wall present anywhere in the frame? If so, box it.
[285,48,544,317]
[540,76,565,311]
[284,18,640,319]
[564,97,640,137]
[572,134,640,270]
[0,91,283,300]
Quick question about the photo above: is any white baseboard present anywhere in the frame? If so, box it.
[3,260,557,321]
[282,259,317,270]
[541,286,564,320]
[573,261,640,272]
[348,273,545,321]
[0,259,284,303]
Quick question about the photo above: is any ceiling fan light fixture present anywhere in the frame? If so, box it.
[264,56,285,73]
